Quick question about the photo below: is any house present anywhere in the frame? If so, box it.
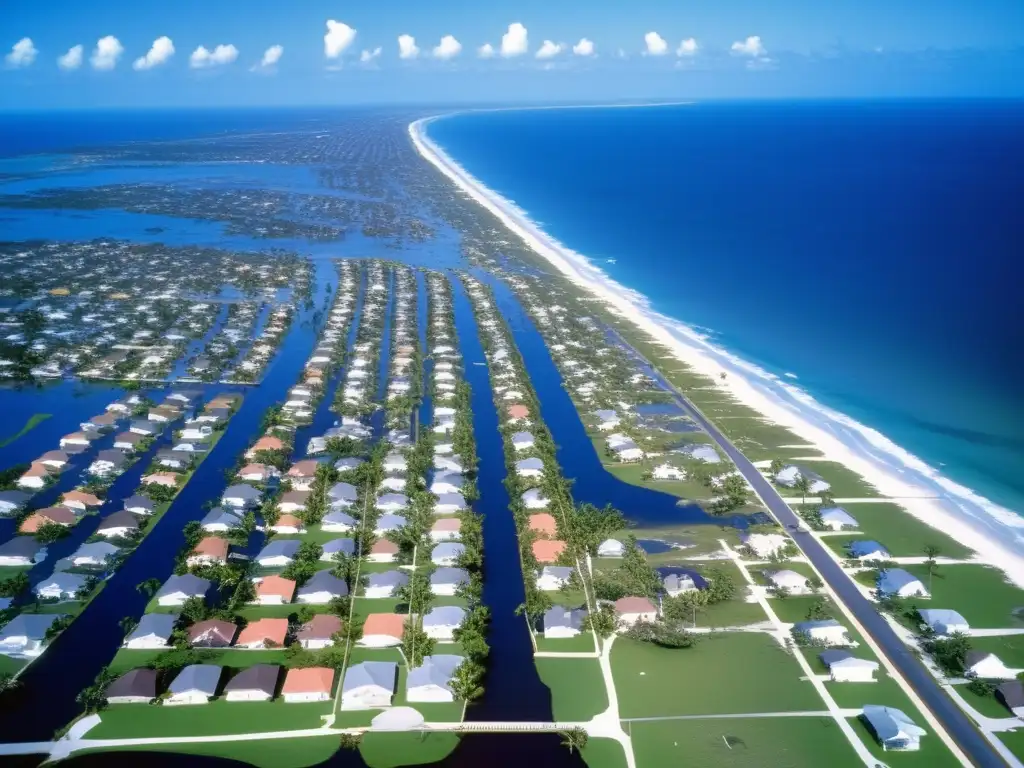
[522,488,548,510]
[594,409,620,430]
[532,539,566,564]
[819,506,858,531]
[543,607,587,639]
[765,569,810,594]
[89,449,128,476]
[96,510,140,539]
[651,463,686,481]
[70,541,120,568]
[156,574,211,607]
[181,424,214,441]
[341,661,398,710]
[996,681,1024,718]
[848,540,890,562]
[431,542,465,566]
[222,484,262,510]
[430,567,469,597]
[964,651,1016,680]
[365,570,409,599]
[224,664,281,702]
[38,450,69,469]
[61,490,102,511]
[676,444,721,464]
[359,613,406,648]
[383,453,407,473]
[287,459,320,487]
[430,518,461,542]
[861,705,926,751]
[434,456,464,474]
[919,609,969,636]
[17,463,52,490]
[597,539,626,558]
[255,539,300,568]
[188,619,237,648]
[423,605,466,641]
[615,596,658,626]
[374,514,407,536]
[255,575,297,605]
[166,665,222,705]
[123,495,155,516]
[19,505,77,533]
[237,464,275,483]
[430,474,464,496]
[0,490,30,516]
[377,493,409,512]
[201,507,243,532]
[877,569,929,599]
[129,420,160,436]
[368,539,399,563]
[329,482,358,506]
[793,619,849,646]
[155,449,190,471]
[321,538,357,561]
[0,614,65,657]
[0,536,44,567]
[280,667,335,706]
[235,618,288,649]
[105,668,158,704]
[820,650,879,682]
[775,465,830,494]
[663,572,701,596]
[60,431,93,448]
[297,614,343,650]
[739,532,789,558]
[270,513,306,535]
[141,472,178,489]
[114,432,146,451]
[406,655,462,703]
[297,570,348,604]
[35,572,86,601]
[434,493,466,514]
[334,457,364,473]
[188,536,229,566]
[528,513,558,537]
[508,404,530,421]
[278,490,310,514]
[537,566,575,591]
[511,432,535,451]
[124,613,175,649]
[322,510,357,532]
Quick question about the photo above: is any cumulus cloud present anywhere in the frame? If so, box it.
[252,44,283,72]
[501,22,528,57]
[397,34,419,60]
[536,40,563,60]
[90,36,124,70]
[133,36,174,71]
[644,32,668,56]
[359,47,382,64]
[433,35,461,60]
[572,38,594,57]
[190,44,238,69]
[324,20,356,59]
[57,45,83,71]
[6,37,37,68]
[677,38,698,57]
[731,35,766,57]
[478,43,495,59]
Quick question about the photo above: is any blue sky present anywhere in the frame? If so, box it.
[2,0,1023,109]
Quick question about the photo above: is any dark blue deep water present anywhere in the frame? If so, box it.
[429,101,1024,515]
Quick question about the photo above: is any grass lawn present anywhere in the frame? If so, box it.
[74,735,341,768]
[611,634,819,718]
[769,595,839,625]
[823,676,915,711]
[0,412,51,447]
[822,503,972,559]
[628,716,859,768]
[0,654,27,676]
[535,657,608,721]
[747,561,819,584]
[629,522,744,557]
[582,737,629,768]
[997,729,1024,761]
[849,716,962,767]
[358,732,460,768]
[604,461,715,503]
[237,604,333,620]
[775,461,881,499]
[534,630,597,653]
[693,598,769,628]
[966,635,1024,668]
[952,683,1012,720]
[901,563,1024,627]
[88,698,330,738]
[109,648,289,674]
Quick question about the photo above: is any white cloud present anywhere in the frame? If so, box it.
[359,47,382,63]
[433,35,461,60]
[478,43,495,59]
[677,38,698,57]
[501,22,528,57]
[90,36,124,70]
[572,38,594,57]
[133,36,175,71]
[731,35,766,57]
[57,45,83,71]
[252,44,283,72]
[535,40,563,60]
[644,32,668,56]
[190,44,238,69]
[398,34,419,60]
[6,37,37,68]
[324,20,356,59]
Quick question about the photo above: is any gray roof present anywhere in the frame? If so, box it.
[343,661,397,694]
[98,510,140,532]
[423,605,466,628]
[73,541,120,561]
[0,536,42,559]
[432,542,465,561]
[329,483,358,501]
[543,607,587,633]
[323,510,357,526]
[998,681,1024,709]
[540,566,574,581]
[256,539,300,561]
[819,506,858,526]
[156,573,211,600]
[127,613,175,641]
[862,705,925,743]
[877,568,924,594]
[849,540,889,558]
[377,493,409,508]
[299,570,348,597]
[201,507,243,527]
[0,490,31,508]
[224,664,280,695]
[367,571,409,589]
[106,668,157,699]
[322,538,356,556]
[0,613,65,641]
[435,493,467,509]
[36,572,86,595]
[376,514,407,530]
[919,608,969,629]
[222,484,262,501]
[819,650,855,666]
[516,458,544,471]
[170,664,221,696]
[407,655,462,692]
[430,567,470,587]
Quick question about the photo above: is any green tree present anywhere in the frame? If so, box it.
[805,598,831,621]
[449,660,485,701]
[793,475,812,509]
[560,728,589,755]
[923,544,942,593]
[401,619,435,669]
[119,616,138,637]
[136,578,162,599]
[925,632,971,677]
[76,667,117,713]
[0,572,30,598]
[768,458,786,478]
[34,522,71,545]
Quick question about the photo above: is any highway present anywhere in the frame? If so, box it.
[615,331,1005,768]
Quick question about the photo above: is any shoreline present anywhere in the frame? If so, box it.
[408,109,1024,588]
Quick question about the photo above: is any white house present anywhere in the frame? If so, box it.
[543,607,587,639]
[793,619,849,646]
[597,539,626,558]
[594,410,620,431]
[965,651,1016,680]
[651,463,686,481]
[406,655,462,703]
[0,614,64,657]
[377,493,409,513]
[423,605,466,641]
[431,542,465,566]
[0,536,44,567]
[919,609,970,636]
[775,465,831,494]
[374,514,407,536]
[297,571,348,604]
[34,572,85,601]
[430,567,469,597]
[155,574,212,607]
[223,665,279,702]
[123,614,175,649]
[181,425,213,441]
[511,432,534,452]
[383,453,407,473]
[70,541,120,568]
[522,488,548,510]
[820,650,879,682]
[848,540,890,562]
[322,510,357,532]
[536,566,574,592]
[740,532,790,559]
[255,539,300,568]
[201,507,243,533]
[365,570,409,599]
[862,705,926,751]
[877,569,929,599]
[765,569,810,594]
[166,665,221,706]
[614,596,658,626]
[430,475,464,496]
[341,661,397,710]
[820,506,859,531]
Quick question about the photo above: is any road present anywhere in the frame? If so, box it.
[616,331,1006,768]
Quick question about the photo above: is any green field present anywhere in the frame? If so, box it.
[823,676,915,711]
[535,657,609,721]
[582,737,629,768]
[768,595,839,625]
[901,564,1024,627]
[997,728,1024,761]
[603,461,717,503]
[0,654,28,676]
[534,630,597,653]
[775,461,881,499]
[358,732,460,768]
[952,683,1013,720]
[819,503,972,559]
[72,735,340,768]
[109,648,289,675]
[965,634,1024,667]
[849,716,962,767]
[627,716,860,768]
[611,634,820,718]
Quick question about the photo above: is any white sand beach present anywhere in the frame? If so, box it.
[410,111,1024,587]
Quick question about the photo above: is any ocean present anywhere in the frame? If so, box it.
[426,100,1024,518]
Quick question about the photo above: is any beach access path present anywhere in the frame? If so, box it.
[610,327,1007,768]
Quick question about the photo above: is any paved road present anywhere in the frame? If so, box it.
[616,331,1005,768]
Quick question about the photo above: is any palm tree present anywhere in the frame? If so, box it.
[768,458,786,478]
[560,727,589,754]
[136,578,161,598]
[118,616,138,637]
[793,475,812,510]
[923,544,941,592]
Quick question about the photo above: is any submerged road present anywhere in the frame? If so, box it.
[614,330,1005,768]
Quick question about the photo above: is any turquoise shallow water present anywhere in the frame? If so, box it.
[428,101,1024,515]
